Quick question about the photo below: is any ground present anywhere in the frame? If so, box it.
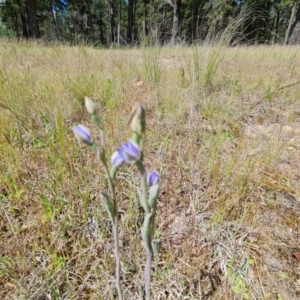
[0,41,300,299]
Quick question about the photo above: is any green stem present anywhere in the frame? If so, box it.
[113,220,123,300]
[102,158,123,300]
[145,253,153,300]
[139,129,153,300]
[136,161,150,214]
[91,113,122,298]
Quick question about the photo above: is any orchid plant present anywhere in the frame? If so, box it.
[73,97,160,300]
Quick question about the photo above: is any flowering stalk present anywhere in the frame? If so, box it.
[73,97,123,300]
[130,104,160,300]
[101,159,122,300]
[73,99,160,300]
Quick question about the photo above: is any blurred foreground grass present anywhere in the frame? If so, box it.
[1,40,300,299]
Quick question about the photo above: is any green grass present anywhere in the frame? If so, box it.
[1,40,300,299]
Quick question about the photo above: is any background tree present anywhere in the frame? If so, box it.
[288,0,300,44]
[127,0,134,43]
[1,0,300,45]
[166,0,182,45]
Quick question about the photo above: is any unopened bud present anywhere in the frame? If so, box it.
[148,171,160,186]
[73,124,92,145]
[111,151,125,169]
[135,104,146,121]
[130,104,146,136]
[85,96,96,115]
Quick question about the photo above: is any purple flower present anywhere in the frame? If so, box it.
[73,124,92,145]
[111,151,125,168]
[120,140,141,162]
[111,140,141,168]
[147,171,160,186]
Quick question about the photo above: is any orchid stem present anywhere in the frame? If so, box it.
[101,152,123,300]
[140,130,153,300]
[113,221,123,300]
[145,253,153,300]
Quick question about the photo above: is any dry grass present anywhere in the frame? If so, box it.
[1,40,300,299]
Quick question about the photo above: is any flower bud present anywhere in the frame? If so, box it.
[111,151,125,168]
[131,115,142,135]
[112,140,141,168]
[136,104,146,120]
[121,140,141,162]
[147,171,160,186]
[84,96,96,115]
[73,124,92,145]
[130,104,146,136]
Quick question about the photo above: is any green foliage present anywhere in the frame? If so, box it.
[227,256,254,299]
[101,79,117,109]
[0,0,298,44]
[40,194,54,222]
[143,46,161,86]
[6,175,24,200]
[1,39,300,300]
[0,24,16,38]
[67,74,98,101]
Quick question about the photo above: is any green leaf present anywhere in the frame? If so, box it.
[40,194,54,222]
[151,239,159,256]
[138,190,148,212]
[279,272,288,280]
[142,213,153,255]
[277,294,284,300]
[148,184,159,208]
[101,193,115,224]
[91,114,102,126]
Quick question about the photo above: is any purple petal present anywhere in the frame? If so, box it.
[121,140,140,161]
[73,124,92,144]
[148,171,160,186]
[111,151,125,168]
[116,148,129,163]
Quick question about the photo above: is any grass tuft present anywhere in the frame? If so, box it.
[1,40,300,299]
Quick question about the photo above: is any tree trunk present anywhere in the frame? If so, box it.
[289,1,300,44]
[50,1,60,40]
[169,0,182,45]
[109,0,116,43]
[133,0,137,41]
[127,0,134,43]
[191,0,194,41]
[25,0,40,38]
[143,0,147,38]
[161,2,167,44]
[14,14,20,37]
[16,0,28,38]
[274,10,280,43]
[284,0,297,45]
[86,0,93,41]
[117,0,121,45]
[290,22,300,44]
[95,0,105,45]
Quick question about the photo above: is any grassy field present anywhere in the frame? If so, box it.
[1,40,300,300]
